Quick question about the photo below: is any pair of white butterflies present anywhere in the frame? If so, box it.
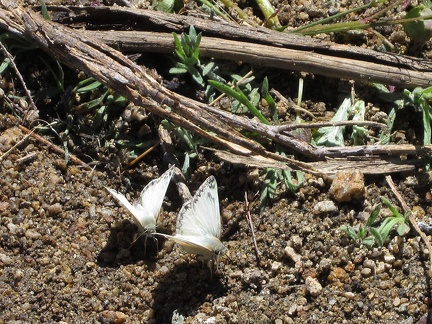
[105,165,227,263]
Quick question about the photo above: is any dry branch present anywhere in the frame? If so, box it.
[55,5,432,88]
[0,2,431,175]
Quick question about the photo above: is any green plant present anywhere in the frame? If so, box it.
[170,27,305,202]
[403,0,432,43]
[373,84,432,166]
[313,97,367,147]
[339,197,410,247]
[170,26,225,88]
[288,0,432,44]
[259,148,304,210]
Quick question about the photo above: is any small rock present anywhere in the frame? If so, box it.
[329,170,365,202]
[363,259,375,269]
[0,253,13,265]
[48,203,63,216]
[361,268,372,277]
[7,223,17,234]
[99,310,127,324]
[271,261,282,274]
[327,267,349,283]
[383,254,395,264]
[313,200,338,214]
[25,229,42,240]
[305,276,322,297]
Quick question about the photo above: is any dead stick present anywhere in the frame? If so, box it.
[385,175,432,278]
[18,125,92,170]
[244,192,260,265]
[276,120,387,131]
[0,41,38,118]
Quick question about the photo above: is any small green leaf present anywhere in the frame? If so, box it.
[403,5,432,43]
[381,197,403,218]
[397,222,409,236]
[261,77,278,121]
[208,80,270,124]
[366,203,381,227]
[0,58,11,74]
[369,227,384,247]
[362,236,376,247]
[169,66,188,74]
[75,79,102,93]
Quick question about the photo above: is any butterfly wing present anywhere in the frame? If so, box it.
[106,165,174,233]
[136,165,175,225]
[105,186,142,224]
[176,175,221,239]
[158,233,214,256]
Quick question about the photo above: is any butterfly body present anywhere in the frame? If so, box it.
[105,165,174,234]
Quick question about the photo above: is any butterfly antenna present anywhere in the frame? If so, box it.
[129,231,146,250]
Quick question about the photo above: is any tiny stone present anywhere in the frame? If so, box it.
[99,310,127,324]
[383,254,395,264]
[271,261,282,274]
[361,268,372,277]
[7,223,17,234]
[375,262,386,274]
[313,200,338,214]
[329,170,365,202]
[48,203,63,215]
[305,276,323,297]
[363,259,375,269]
[25,229,42,240]
[0,253,13,265]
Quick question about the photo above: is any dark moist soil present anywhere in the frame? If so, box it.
[1,0,432,323]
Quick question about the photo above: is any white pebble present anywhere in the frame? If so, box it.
[313,200,338,214]
[0,253,13,265]
[305,276,323,297]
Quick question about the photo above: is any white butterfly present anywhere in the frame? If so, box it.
[160,176,227,264]
[105,165,174,234]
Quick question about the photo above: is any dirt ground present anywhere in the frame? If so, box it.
[1,0,432,323]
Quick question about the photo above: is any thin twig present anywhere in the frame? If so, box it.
[385,175,432,278]
[0,40,38,122]
[18,125,92,170]
[128,141,159,168]
[158,125,192,202]
[209,70,254,106]
[244,191,260,265]
[270,89,316,119]
[0,127,33,161]
[276,120,387,132]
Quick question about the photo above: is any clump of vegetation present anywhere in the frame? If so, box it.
[339,197,410,247]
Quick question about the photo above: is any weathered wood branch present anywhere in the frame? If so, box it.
[54,5,432,88]
[0,2,430,175]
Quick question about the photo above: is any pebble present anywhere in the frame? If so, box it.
[329,170,365,202]
[305,276,323,297]
[375,261,386,274]
[327,267,349,283]
[7,223,17,234]
[48,203,63,216]
[0,253,13,265]
[25,229,42,240]
[361,268,373,277]
[313,200,338,214]
[99,310,127,324]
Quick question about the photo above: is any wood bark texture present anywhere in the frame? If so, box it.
[0,1,430,175]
